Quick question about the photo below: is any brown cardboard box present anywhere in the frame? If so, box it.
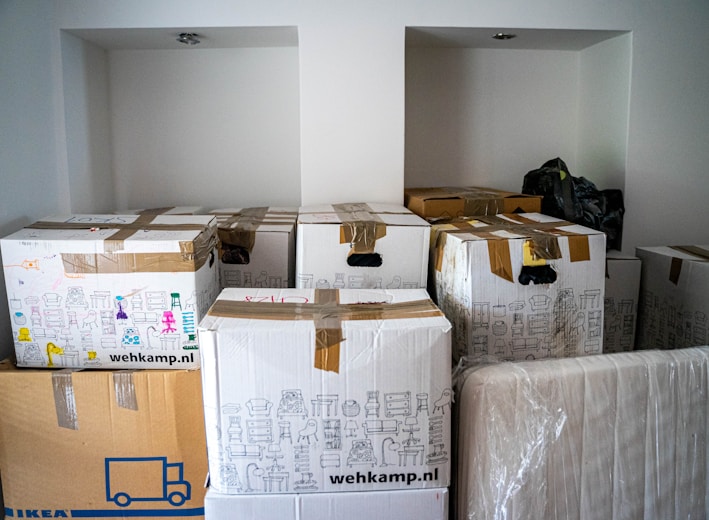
[404,187,542,220]
[0,361,208,518]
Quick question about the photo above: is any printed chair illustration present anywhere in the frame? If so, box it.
[298,419,318,444]
[246,398,273,417]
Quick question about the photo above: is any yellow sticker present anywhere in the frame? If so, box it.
[559,170,567,180]
[523,240,547,266]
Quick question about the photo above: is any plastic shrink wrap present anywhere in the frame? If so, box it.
[452,347,709,520]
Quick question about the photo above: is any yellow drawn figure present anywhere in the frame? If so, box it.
[46,342,64,367]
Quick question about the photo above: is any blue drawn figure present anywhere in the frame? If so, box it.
[105,457,191,507]
[115,296,128,321]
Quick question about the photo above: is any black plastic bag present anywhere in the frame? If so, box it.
[522,157,625,250]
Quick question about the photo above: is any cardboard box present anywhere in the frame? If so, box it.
[0,360,208,519]
[0,214,220,369]
[198,288,452,494]
[603,250,641,352]
[431,213,606,361]
[210,207,297,290]
[453,347,709,520]
[404,187,542,220]
[635,245,709,349]
[204,486,448,520]
[296,203,430,290]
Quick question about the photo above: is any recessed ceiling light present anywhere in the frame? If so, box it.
[177,32,201,45]
[492,32,517,40]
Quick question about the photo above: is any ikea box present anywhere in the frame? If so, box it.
[431,213,606,361]
[603,250,641,353]
[635,245,709,349]
[0,214,220,369]
[0,360,208,519]
[210,207,297,290]
[296,203,430,290]
[198,288,452,494]
[204,487,448,520]
[404,186,542,220]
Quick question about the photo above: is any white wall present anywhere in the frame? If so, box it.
[405,47,581,191]
[109,47,301,210]
[61,31,114,212]
[1,0,709,355]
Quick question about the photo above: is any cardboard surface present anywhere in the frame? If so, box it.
[204,486,448,520]
[0,361,208,518]
[603,250,641,352]
[296,203,430,290]
[198,288,452,494]
[0,214,221,369]
[453,347,709,520]
[431,213,606,361]
[210,207,297,290]
[635,245,709,349]
[404,187,542,220]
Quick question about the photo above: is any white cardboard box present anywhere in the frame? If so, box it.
[603,250,641,352]
[453,347,709,520]
[205,486,448,520]
[431,213,606,361]
[0,214,220,369]
[210,207,297,290]
[296,203,430,290]
[198,288,452,494]
[635,245,709,349]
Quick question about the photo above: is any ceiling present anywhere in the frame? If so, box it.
[405,27,628,51]
[65,26,299,50]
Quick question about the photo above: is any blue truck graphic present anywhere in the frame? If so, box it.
[104,457,191,507]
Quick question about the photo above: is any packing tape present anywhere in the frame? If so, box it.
[135,207,179,215]
[207,293,443,373]
[334,203,388,255]
[432,218,591,281]
[29,216,219,273]
[216,208,297,252]
[52,370,79,430]
[668,246,709,285]
[113,371,139,410]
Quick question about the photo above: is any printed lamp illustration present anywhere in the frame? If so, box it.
[104,457,191,507]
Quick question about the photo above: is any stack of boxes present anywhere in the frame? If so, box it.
[0,213,221,517]
[200,202,451,517]
[0,194,705,519]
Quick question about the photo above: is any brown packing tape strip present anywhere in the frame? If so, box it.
[669,257,683,285]
[217,209,296,251]
[434,217,595,280]
[670,245,709,261]
[334,203,387,254]
[136,207,177,215]
[668,246,709,285]
[463,197,504,217]
[207,295,444,372]
[113,371,139,410]
[30,217,217,273]
[313,288,342,373]
[52,370,79,430]
[487,239,514,282]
